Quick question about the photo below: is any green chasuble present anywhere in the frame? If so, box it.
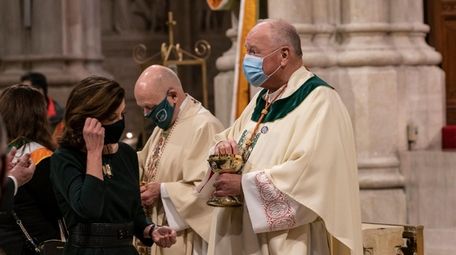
[50,142,152,255]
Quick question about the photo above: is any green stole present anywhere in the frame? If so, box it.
[251,75,332,123]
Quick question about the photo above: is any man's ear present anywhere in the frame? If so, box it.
[281,48,288,58]
[281,48,290,66]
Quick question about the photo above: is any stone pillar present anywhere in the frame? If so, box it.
[213,6,239,127]
[308,0,339,85]
[390,0,444,151]
[337,0,407,224]
[0,0,110,104]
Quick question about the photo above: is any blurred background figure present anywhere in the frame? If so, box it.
[0,84,61,255]
[21,72,65,140]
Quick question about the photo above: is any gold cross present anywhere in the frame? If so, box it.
[166,12,177,46]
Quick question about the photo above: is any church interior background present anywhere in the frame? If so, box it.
[0,0,455,254]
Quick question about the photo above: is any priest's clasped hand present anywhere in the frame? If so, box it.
[213,173,242,197]
[140,181,161,206]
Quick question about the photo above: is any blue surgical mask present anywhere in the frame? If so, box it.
[242,48,282,87]
[144,94,175,130]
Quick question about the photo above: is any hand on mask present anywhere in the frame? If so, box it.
[83,118,105,154]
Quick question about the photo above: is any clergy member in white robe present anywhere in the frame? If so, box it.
[197,19,363,255]
[134,65,224,255]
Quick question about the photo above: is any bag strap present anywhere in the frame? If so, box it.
[12,211,41,254]
[58,218,69,241]
[12,210,68,248]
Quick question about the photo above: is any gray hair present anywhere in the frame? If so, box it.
[258,19,303,57]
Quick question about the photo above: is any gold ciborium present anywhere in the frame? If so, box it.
[207,154,244,207]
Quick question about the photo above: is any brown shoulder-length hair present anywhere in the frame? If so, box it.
[60,76,125,150]
[0,84,56,150]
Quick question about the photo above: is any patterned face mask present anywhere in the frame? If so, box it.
[144,93,175,130]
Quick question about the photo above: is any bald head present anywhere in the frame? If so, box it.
[134,65,186,119]
[135,65,183,99]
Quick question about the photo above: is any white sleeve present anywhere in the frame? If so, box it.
[8,176,18,195]
[160,183,189,231]
[242,171,318,233]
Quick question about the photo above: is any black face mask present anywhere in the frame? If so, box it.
[102,118,125,145]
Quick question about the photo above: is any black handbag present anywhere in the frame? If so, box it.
[12,211,67,255]
[38,240,66,255]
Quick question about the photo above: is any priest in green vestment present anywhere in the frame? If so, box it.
[197,19,363,255]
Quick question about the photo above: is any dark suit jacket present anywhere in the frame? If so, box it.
[0,177,15,212]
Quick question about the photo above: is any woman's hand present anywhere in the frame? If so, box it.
[152,226,177,248]
[83,118,104,153]
[83,118,104,180]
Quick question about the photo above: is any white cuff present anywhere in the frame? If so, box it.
[160,183,189,231]
[8,176,18,196]
[242,171,318,233]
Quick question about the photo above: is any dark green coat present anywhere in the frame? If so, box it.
[50,142,153,255]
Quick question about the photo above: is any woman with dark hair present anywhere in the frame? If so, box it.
[50,76,176,255]
[0,84,61,255]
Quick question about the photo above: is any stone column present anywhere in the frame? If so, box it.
[308,0,339,85]
[390,0,444,151]
[213,6,239,127]
[0,0,110,103]
[337,0,406,224]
